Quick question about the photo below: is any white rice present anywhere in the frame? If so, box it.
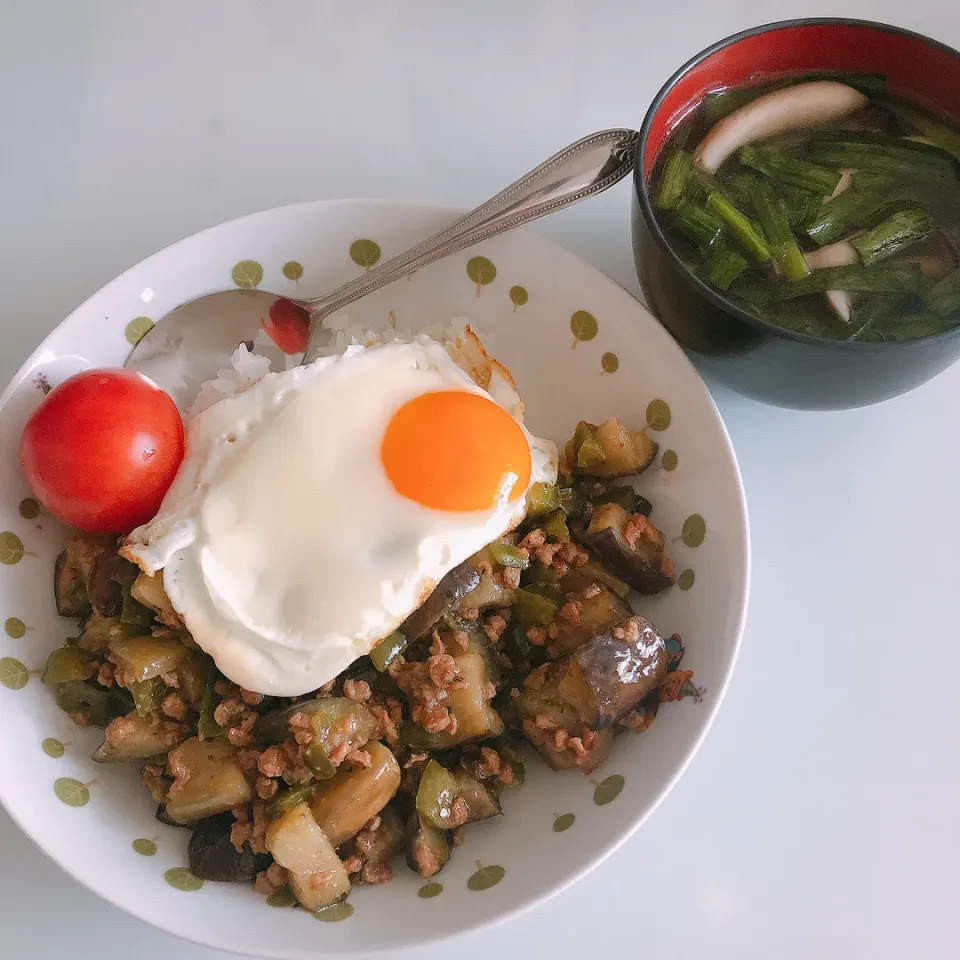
[187,313,485,421]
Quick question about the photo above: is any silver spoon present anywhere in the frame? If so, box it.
[127,128,638,410]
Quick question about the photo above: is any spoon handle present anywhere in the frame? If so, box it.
[302,128,638,361]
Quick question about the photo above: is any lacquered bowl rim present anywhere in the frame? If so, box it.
[634,16,960,353]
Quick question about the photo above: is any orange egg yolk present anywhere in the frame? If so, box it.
[381,390,532,512]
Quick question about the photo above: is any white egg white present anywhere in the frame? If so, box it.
[123,331,557,696]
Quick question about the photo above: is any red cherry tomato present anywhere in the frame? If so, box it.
[20,369,184,534]
[262,298,310,354]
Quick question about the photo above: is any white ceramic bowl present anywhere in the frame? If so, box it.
[0,200,749,958]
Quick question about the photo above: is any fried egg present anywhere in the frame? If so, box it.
[123,326,557,696]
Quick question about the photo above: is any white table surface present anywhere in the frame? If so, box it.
[3,1,959,957]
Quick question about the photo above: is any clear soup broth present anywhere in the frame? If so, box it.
[650,73,960,341]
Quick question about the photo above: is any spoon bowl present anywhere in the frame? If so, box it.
[127,129,638,404]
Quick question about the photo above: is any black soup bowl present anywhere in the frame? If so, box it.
[633,18,960,410]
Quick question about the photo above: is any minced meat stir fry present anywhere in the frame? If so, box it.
[43,416,693,911]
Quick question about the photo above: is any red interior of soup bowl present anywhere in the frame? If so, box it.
[642,19,960,177]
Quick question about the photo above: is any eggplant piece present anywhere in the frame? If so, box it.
[405,811,450,879]
[156,804,189,828]
[188,812,270,882]
[456,569,516,612]
[558,481,590,522]
[309,741,401,846]
[130,570,182,627]
[109,632,189,682]
[93,711,185,762]
[258,698,376,777]
[289,869,351,912]
[164,737,253,824]
[77,615,135,653]
[559,559,630,599]
[266,802,351,910]
[54,680,132,727]
[54,551,90,618]
[522,615,667,731]
[551,585,634,657]
[441,631,503,743]
[580,502,675,595]
[65,531,116,582]
[514,689,613,773]
[88,552,127,618]
[288,867,352,912]
[396,563,480,643]
[56,532,115,618]
[340,804,405,867]
[537,726,614,773]
[572,617,667,724]
[456,546,517,613]
[103,552,151,627]
[450,768,502,823]
[565,418,658,479]
[399,630,503,750]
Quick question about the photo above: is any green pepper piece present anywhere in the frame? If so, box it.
[576,437,605,470]
[176,652,207,705]
[523,561,560,588]
[542,510,570,542]
[416,760,458,829]
[558,482,589,520]
[120,586,155,631]
[399,720,451,751]
[369,631,408,672]
[268,784,317,820]
[593,485,639,513]
[515,587,558,626]
[500,745,526,786]
[304,743,338,780]
[525,481,560,519]
[487,542,531,569]
[130,676,167,717]
[503,621,532,665]
[525,581,565,605]
[197,654,226,740]
[41,645,94,685]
